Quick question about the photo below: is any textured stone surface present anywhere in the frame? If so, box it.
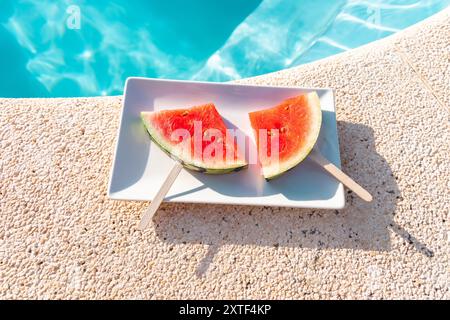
[0,9,449,299]
[393,10,450,109]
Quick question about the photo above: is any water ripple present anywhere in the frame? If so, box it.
[0,0,449,97]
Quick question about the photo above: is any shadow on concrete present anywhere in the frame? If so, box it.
[154,120,434,276]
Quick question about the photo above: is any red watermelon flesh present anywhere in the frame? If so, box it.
[249,92,322,179]
[141,103,247,174]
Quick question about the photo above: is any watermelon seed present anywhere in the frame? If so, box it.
[182,111,189,116]
[280,127,287,133]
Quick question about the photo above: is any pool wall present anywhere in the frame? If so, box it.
[0,8,448,299]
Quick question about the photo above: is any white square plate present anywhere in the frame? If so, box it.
[108,77,345,209]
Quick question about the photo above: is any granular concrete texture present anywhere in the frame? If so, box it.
[1,9,449,299]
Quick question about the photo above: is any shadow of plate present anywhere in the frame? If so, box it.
[153,120,434,276]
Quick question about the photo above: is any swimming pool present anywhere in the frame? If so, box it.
[1,0,449,98]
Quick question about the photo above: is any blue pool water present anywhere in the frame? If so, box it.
[1,0,449,98]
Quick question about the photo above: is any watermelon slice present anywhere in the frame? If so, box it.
[141,103,247,174]
[249,92,322,179]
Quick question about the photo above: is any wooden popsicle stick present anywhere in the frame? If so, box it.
[309,149,373,202]
[138,162,183,230]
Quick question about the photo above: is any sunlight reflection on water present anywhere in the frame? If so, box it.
[0,0,449,97]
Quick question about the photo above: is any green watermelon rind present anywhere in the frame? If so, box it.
[262,92,322,180]
[141,112,247,174]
